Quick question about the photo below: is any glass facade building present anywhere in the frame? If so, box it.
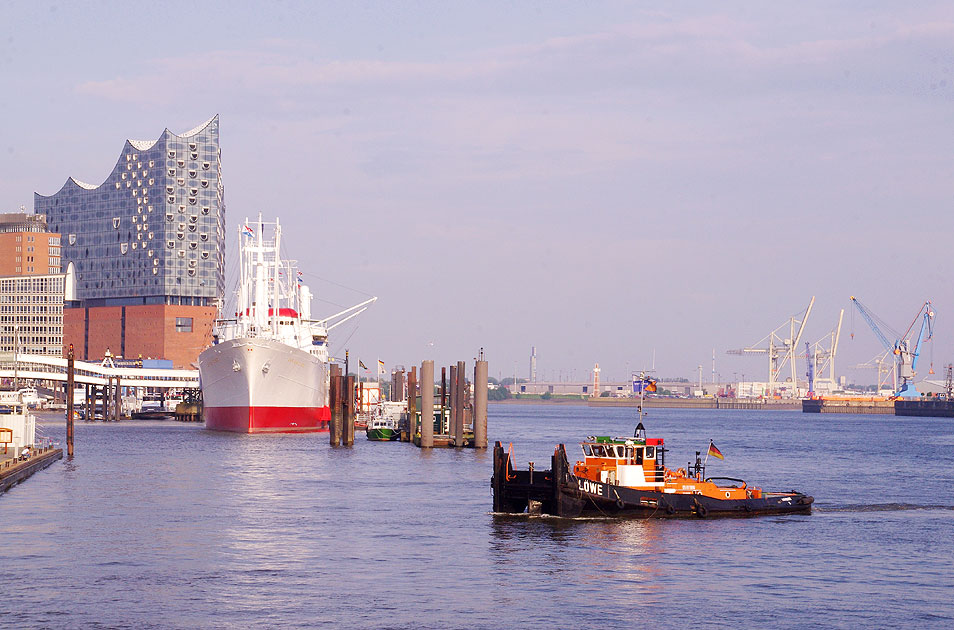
[35,116,225,307]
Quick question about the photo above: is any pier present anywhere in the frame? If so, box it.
[0,444,62,494]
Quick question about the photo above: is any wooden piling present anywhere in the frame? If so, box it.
[392,369,406,402]
[406,366,417,442]
[66,345,74,458]
[457,359,466,441]
[344,375,355,446]
[420,360,434,448]
[329,365,341,447]
[113,378,122,421]
[459,363,466,442]
[474,359,488,448]
[440,367,447,433]
[449,364,458,445]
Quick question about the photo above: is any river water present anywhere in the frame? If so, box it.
[2,404,952,629]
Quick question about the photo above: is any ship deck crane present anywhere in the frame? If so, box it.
[849,297,935,398]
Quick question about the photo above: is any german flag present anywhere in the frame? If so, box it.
[708,441,724,460]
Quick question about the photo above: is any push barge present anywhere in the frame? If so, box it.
[492,423,813,518]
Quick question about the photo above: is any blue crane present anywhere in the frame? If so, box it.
[849,297,935,398]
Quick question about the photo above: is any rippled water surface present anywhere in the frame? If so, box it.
[2,405,953,628]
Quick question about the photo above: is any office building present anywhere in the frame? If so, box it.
[0,274,66,357]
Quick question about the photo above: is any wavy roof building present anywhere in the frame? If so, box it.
[33,116,225,367]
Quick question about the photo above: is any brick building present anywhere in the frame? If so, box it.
[0,212,61,276]
[0,213,65,359]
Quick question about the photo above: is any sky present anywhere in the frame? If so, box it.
[1,1,952,384]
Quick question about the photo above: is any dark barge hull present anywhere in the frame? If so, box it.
[491,442,813,519]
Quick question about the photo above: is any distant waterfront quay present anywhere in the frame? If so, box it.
[494,396,801,410]
[2,406,952,628]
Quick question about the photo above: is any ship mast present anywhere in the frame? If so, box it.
[272,217,282,336]
[236,219,247,337]
[254,213,268,334]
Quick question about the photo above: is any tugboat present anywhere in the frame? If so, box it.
[492,421,813,518]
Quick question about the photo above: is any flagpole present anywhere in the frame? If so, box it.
[704,439,711,469]
[639,371,644,424]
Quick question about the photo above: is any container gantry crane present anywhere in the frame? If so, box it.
[849,297,935,398]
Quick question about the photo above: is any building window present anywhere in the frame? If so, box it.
[175,317,193,333]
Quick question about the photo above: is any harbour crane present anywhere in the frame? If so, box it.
[849,297,935,398]
[854,351,896,395]
[805,341,814,397]
[804,308,844,395]
[727,296,814,397]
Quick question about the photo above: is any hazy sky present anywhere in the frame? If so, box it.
[2,1,952,384]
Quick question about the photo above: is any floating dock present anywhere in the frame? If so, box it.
[802,397,954,417]
[802,398,894,414]
[0,445,63,494]
[894,399,954,418]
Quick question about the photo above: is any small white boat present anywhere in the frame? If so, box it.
[0,391,36,457]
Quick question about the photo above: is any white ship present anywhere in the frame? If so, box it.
[198,216,375,433]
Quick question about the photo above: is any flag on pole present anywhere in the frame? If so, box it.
[378,359,386,375]
[242,224,254,238]
[297,270,303,285]
[707,441,724,460]
[632,376,657,393]
[359,360,368,371]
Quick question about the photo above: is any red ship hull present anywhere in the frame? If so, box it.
[204,405,331,433]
